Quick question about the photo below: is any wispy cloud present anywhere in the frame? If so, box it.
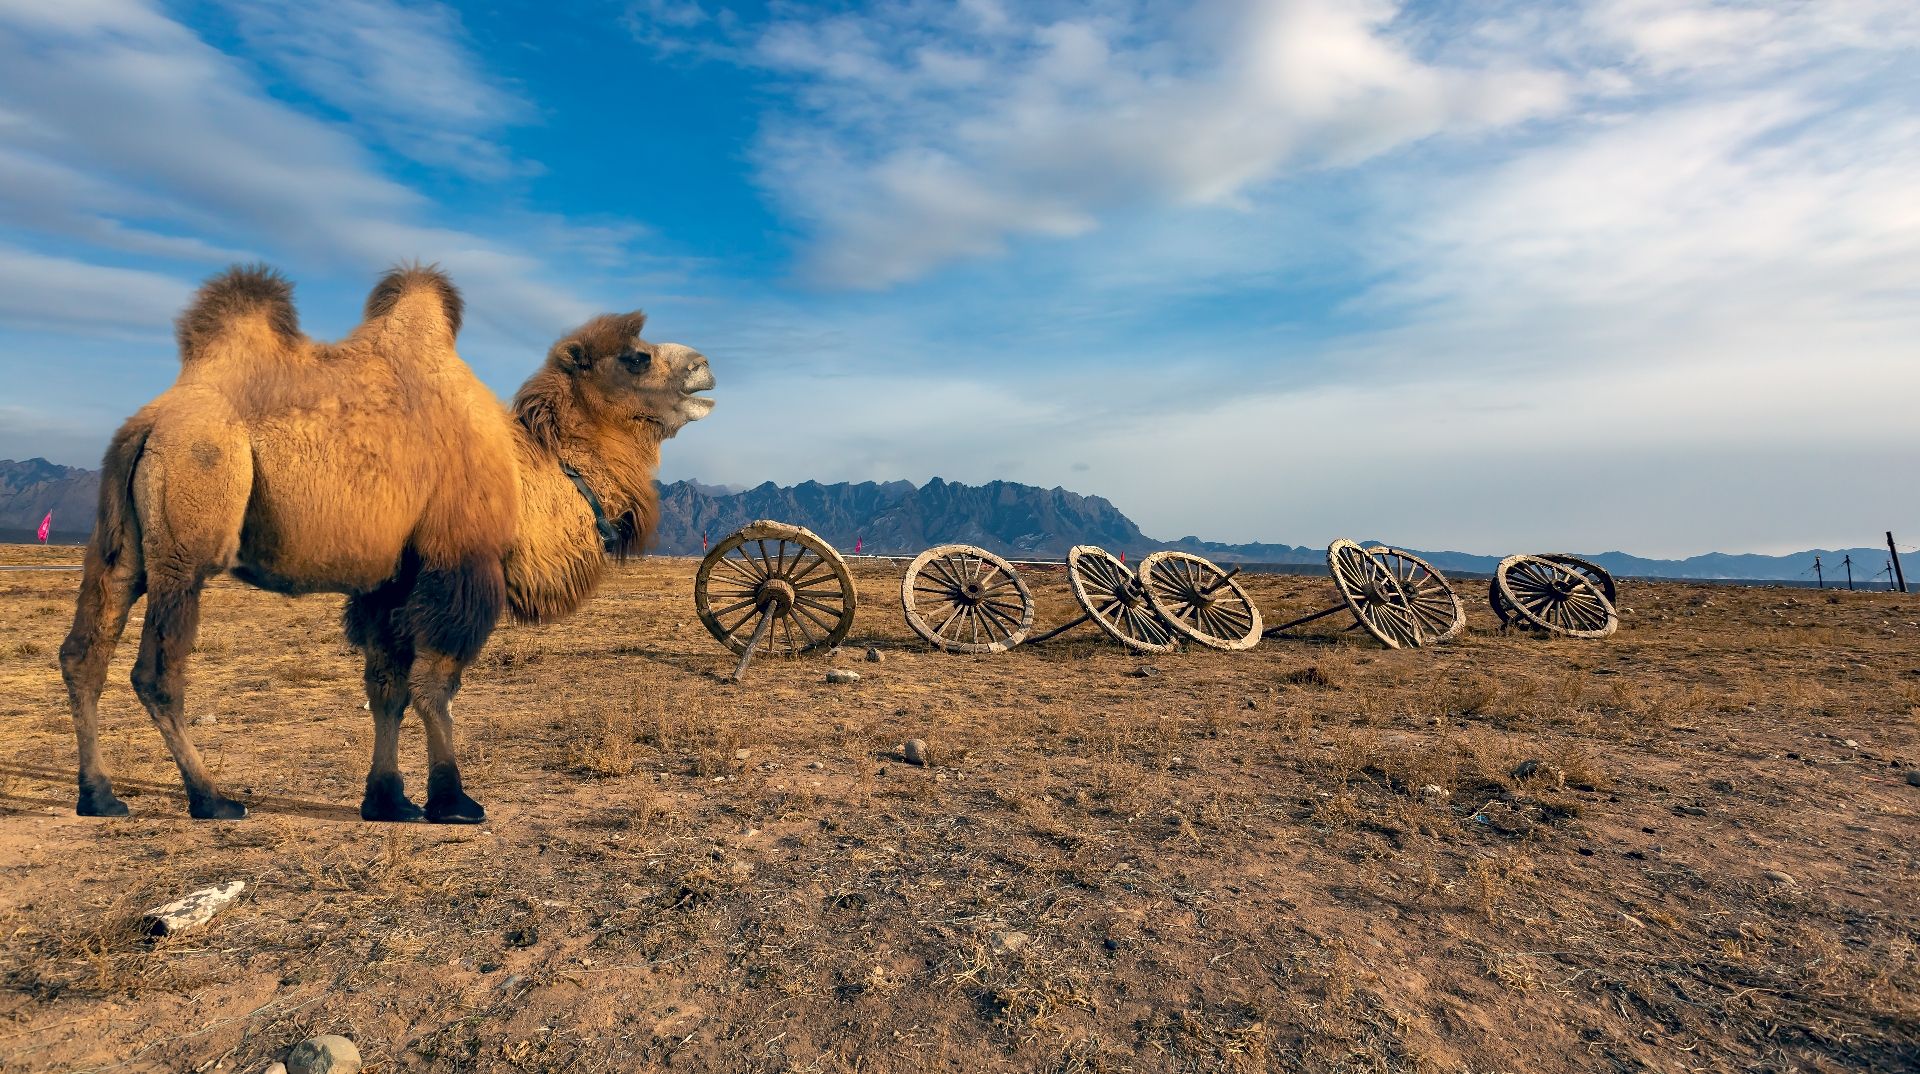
[217,0,537,180]
[638,0,1567,287]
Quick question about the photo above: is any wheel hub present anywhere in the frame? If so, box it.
[757,578,795,613]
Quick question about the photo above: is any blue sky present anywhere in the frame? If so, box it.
[1,0,1916,557]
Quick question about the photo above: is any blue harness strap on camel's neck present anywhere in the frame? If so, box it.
[557,461,624,554]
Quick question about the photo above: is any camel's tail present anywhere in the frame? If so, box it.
[175,264,301,367]
[362,263,464,342]
[88,415,150,571]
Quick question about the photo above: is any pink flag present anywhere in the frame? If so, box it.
[36,510,51,543]
[855,537,863,554]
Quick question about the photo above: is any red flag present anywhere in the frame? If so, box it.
[36,511,51,544]
[1118,551,1126,563]
[855,537,863,554]
[702,529,708,551]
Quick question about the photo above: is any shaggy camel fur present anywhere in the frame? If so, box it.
[59,265,714,822]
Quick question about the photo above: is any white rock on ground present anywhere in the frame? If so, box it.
[826,669,860,684]
[142,881,246,937]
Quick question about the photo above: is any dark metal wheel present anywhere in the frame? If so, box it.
[696,520,856,657]
[1327,539,1423,648]
[1137,551,1262,650]
[901,544,1035,653]
[1066,546,1179,653]
[1366,546,1466,643]
[1494,554,1618,638]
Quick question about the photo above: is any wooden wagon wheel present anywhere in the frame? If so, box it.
[1366,546,1465,643]
[1494,554,1617,638]
[1066,546,1179,654]
[1137,551,1263,651]
[1327,539,1423,649]
[901,544,1035,653]
[696,520,856,679]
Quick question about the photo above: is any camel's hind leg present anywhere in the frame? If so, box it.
[345,581,424,822]
[129,423,253,820]
[59,532,145,816]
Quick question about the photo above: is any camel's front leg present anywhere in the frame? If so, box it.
[402,556,503,825]
[411,649,484,823]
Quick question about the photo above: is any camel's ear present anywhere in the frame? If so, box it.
[552,339,592,372]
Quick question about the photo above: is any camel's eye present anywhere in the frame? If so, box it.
[620,350,653,374]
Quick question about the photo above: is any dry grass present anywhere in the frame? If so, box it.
[0,552,1916,1073]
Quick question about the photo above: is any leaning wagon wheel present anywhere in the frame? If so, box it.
[1137,551,1263,651]
[1066,546,1179,654]
[901,544,1035,653]
[1366,546,1466,643]
[696,521,856,675]
[1494,554,1617,639]
[1327,539,1423,649]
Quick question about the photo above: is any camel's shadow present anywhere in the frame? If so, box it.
[0,763,360,823]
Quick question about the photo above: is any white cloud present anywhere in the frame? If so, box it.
[678,0,1569,287]
[0,0,658,350]
[217,0,537,180]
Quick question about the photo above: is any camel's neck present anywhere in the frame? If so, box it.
[502,371,664,623]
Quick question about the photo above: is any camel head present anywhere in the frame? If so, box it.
[549,311,715,439]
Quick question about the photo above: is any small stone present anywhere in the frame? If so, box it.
[264,1064,287,1074]
[1675,805,1707,816]
[1905,770,1920,787]
[990,931,1030,956]
[903,739,930,766]
[807,760,826,770]
[285,1035,361,1074]
[142,881,246,936]
[192,714,217,726]
[1131,665,1160,678]
[504,925,538,947]
[1242,696,1258,710]
[826,668,861,684]
[1510,759,1541,781]
[865,647,884,663]
[734,748,752,761]
[1708,778,1735,794]
[1843,739,1859,748]
[1419,784,1449,803]
[1762,869,1795,885]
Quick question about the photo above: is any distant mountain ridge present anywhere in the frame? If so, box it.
[0,458,1892,581]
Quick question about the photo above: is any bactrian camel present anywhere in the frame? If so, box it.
[58,265,715,823]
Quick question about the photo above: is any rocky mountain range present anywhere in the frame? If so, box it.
[0,458,1897,583]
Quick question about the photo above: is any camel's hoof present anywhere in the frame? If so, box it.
[188,795,248,820]
[361,796,427,823]
[426,793,486,825]
[361,773,426,823]
[76,788,129,817]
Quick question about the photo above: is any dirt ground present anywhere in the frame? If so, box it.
[0,542,1915,1073]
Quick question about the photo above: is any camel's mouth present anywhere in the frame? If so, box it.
[678,364,716,421]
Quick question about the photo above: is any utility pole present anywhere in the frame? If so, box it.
[1890,532,1909,594]
[1843,554,1854,591]
[1813,555,1823,588]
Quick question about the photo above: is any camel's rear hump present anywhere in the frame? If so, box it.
[362,264,464,347]
[175,265,301,368]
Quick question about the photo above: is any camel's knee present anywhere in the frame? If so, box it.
[129,660,178,711]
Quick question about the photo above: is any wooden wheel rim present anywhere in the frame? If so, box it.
[1327,539,1423,649]
[1540,553,1617,607]
[1495,554,1618,638]
[1366,546,1465,643]
[696,520,856,656]
[1066,545,1179,653]
[1137,551,1263,651]
[901,544,1035,653]
[1488,575,1518,626]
